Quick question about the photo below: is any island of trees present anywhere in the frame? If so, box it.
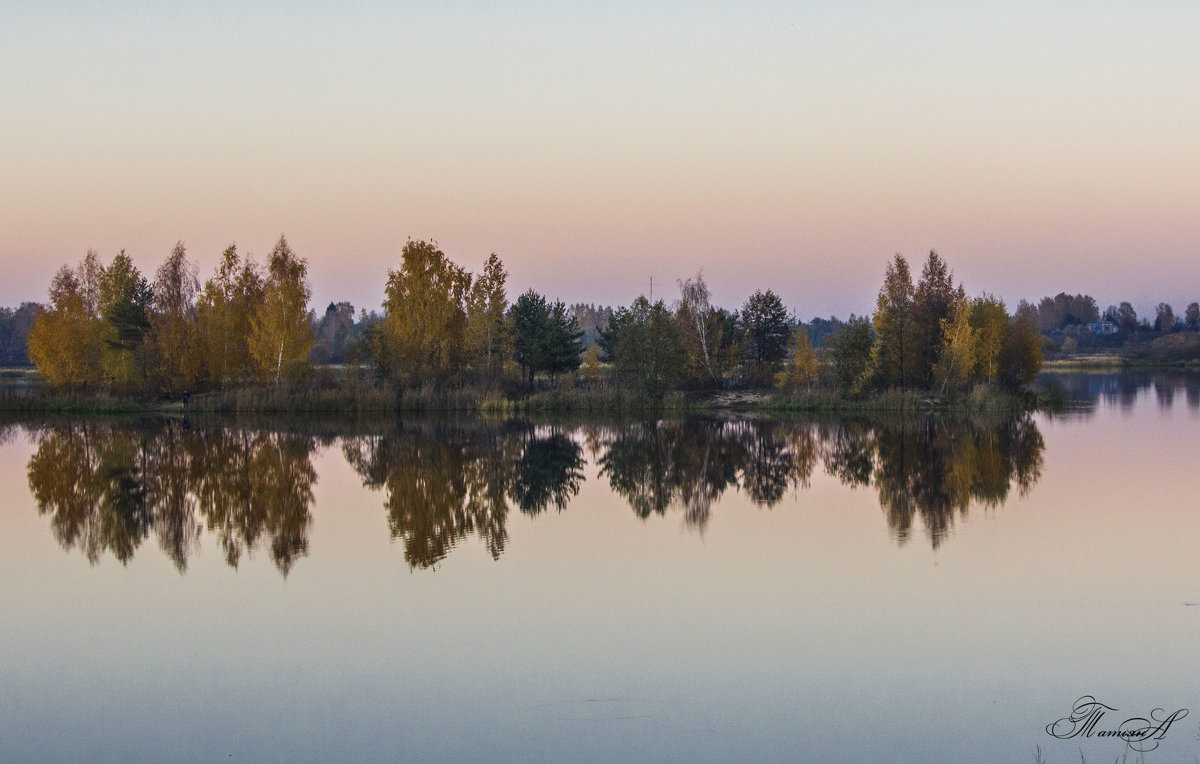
[3,237,1058,411]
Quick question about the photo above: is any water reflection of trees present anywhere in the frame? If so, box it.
[24,413,1046,571]
[26,421,316,575]
[861,417,1044,547]
[595,416,1042,546]
[595,420,818,531]
[342,421,584,569]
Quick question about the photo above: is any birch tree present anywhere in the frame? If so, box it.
[465,253,511,381]
[379,240,470,382]
[677,270,718,383]
[149,242,202,393]
[27,267,92,387]
[249,235,314,384]
[933,290,975,393]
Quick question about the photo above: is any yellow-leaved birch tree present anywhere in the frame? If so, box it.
[249,235,314,384]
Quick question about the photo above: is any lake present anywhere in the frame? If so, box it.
[2,371,1199,763]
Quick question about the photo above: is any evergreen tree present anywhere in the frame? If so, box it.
[825,315,874,393]
[510,289,583,385]
[98,251,153,387]
[740,289,790,384]
[599,296,685,393]
[912,250,956,387]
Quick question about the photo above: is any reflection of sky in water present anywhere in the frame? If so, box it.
[1,372,1199,762]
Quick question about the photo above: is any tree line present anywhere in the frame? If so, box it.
[17,239,1046,398]
[1014,291,1200,359]
[25,237,314,394]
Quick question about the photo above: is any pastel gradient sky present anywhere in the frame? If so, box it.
[3,1,1198,318]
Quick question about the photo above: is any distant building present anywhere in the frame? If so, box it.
[1086,321,1118,335]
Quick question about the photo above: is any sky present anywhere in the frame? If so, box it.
[3,1,1199,320]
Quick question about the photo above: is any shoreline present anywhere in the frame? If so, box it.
[1042,355,1200,370]
[0,383,1063,417]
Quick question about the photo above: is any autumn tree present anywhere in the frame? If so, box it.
[465,253,511,381]
[968,294,1008,383]
[198,244,262,388]
[149,242,202,394]
[1186,302,1200,331]
[933,289,975,392]
[740,289,790,384]
[580,345,602,385]
[98,251,153,387]
[872,254,917,388]
[27,249,109,387]
[249,235,315,384]
[776,327,821,392]
[377,240,470,383]
[27,267,93,387]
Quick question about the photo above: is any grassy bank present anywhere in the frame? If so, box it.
[0,379,1061,417]
[1044,355,1200,370]
[0,391,152,415]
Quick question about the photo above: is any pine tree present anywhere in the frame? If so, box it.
[98,251,153,387]
[912,250,956,387]
[741,289,790,384]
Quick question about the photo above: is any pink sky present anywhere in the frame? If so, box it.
[3,3,1198,319]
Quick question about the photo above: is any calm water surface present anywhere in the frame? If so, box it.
[2,372,1199,763]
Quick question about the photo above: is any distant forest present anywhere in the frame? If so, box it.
[2,236,1193,399]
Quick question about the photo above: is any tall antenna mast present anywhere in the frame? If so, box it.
[649,275,653,301]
